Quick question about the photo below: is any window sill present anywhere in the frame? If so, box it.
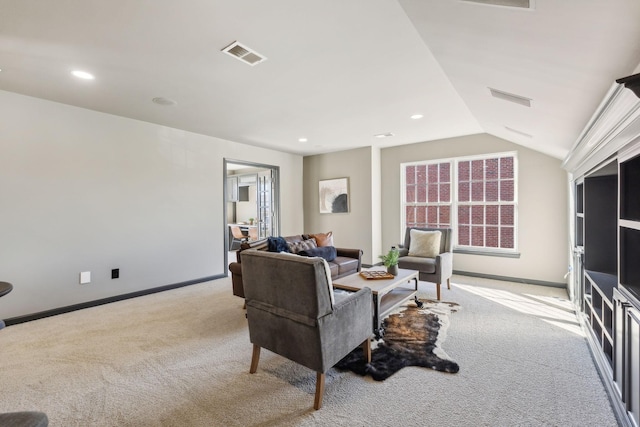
[453,249,521,258]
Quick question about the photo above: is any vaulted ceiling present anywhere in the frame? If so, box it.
[1,0,639,159]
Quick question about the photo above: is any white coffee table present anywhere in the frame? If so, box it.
[333,268,420,339]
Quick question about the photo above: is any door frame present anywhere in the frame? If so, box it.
[223,158,280,273]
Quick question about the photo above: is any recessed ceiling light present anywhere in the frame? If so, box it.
[71,70,95,80]
[298,138,308,143]
[410,114,423,120]
[374,132,394,138]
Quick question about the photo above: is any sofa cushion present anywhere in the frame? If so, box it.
[308,231,334,247]
[397,256,437,274]
[288,238,317,254]
[284,235,305,244]
[267,236,290,253]
[299,246,337,262]
[408,229,441,258]
[334,256,359,277]
[326,261,340,277]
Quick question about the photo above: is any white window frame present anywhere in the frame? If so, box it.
[400,151,518,255]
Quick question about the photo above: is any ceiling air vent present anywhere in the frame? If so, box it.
[221,41,267,66]
[505,126,532,138]
[460,0,533,9]
[489,87,532,107]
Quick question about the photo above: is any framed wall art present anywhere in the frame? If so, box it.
[319,177,349,214]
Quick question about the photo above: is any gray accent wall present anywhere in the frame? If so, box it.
[0,90,303,319]
[303,147,380,265]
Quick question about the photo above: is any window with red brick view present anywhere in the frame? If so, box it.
[486,227,499,248]
[459,225,470,245]
[456,154,517,250]
[486,205,499,225]
[459,181,470,201]
[404,153,516,251]
[403,161,452,228]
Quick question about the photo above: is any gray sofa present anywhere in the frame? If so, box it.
[397,227,453,300]
[241,250,372,410]
[229,234,362,299]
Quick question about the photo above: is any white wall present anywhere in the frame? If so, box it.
[381,134,569,284]
[0,90,303,319]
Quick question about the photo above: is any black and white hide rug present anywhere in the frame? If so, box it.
[335,299,460,381]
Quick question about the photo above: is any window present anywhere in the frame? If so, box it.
[404,162,451,228]
[402,152,517,253]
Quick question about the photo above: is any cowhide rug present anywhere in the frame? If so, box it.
[335,299,460,381]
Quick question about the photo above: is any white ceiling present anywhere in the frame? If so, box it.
[1,0,639,159]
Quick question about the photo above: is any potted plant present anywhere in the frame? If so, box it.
[248,218,255,225]
[379,247,400,276]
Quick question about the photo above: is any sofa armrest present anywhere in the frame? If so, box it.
[335,247,362,260]
[229,262,243,275]
[336,247,363,272]
[229,261,245,298]
[398,247,409,257]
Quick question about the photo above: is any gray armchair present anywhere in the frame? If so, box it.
[397,227,453,300]
[241,250,372,410]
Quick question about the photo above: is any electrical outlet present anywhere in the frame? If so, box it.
[80,271,91,284]
[111,268,119,279]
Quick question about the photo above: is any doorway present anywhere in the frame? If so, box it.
[224,159,280,270]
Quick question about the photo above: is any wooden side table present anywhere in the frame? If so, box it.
[0,281,13,329]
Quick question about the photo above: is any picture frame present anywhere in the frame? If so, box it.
[319,177,349,214]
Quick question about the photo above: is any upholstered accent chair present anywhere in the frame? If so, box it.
[229,226,248,251]
[397,227,453,300]
[241,250,372,410]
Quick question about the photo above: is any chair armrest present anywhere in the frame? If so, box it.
[318,287,373,368]
[398,247,409,257]
[436,251,453,278]
[331,287,371,314]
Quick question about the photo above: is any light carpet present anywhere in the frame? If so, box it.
[0,275,617,426]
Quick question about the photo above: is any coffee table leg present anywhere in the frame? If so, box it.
[372,293,382,339]
[412,277,423,307]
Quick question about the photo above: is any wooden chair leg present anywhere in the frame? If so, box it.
[250,344,260,374]
[362,339,371,363]
[314,372,325,410]
[447,278,451,289]
[436,283,441,300]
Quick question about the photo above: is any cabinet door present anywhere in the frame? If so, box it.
[227,176,238,202]
[614,291,629,399]
[627,306,640,426]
